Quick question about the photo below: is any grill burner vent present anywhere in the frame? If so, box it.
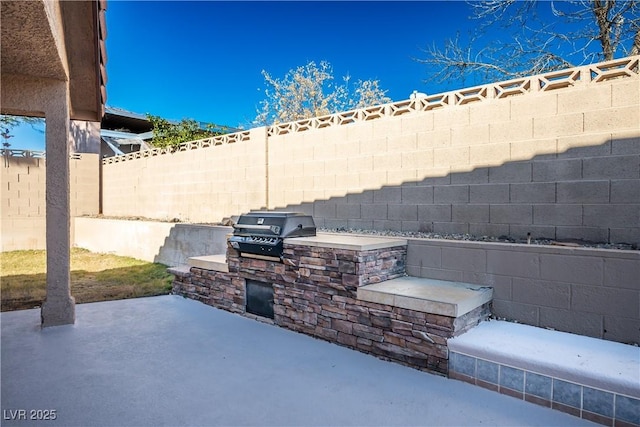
[229,211,316,259]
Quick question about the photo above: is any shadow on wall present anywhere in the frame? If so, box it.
[280,136,639,246]
[70,120,100,154]
[2,153,42,168]
[154,223,232,266]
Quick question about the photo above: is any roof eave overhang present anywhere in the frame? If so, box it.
[61,0,107,122]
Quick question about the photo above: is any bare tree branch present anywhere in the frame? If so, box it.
[418,0,640,87]
[631,25,640,54]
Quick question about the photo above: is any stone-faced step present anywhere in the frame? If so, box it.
[187,254,228,272]
[357,276,493,318]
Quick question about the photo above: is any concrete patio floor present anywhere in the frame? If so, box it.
[1,295,596,427]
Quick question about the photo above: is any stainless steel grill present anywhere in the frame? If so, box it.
[229,211,316,259]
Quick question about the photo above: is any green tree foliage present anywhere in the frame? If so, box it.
[255,60,391,126]
[146,115,228,148]
[419,0,640,86]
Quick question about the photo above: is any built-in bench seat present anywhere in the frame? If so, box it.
[357,276,493,318]
[448,320,640,426]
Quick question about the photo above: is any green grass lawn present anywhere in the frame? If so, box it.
[0,248,173,311]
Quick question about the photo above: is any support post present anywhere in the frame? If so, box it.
[41,81,75,327]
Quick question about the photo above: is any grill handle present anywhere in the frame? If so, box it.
[232,224,281,234]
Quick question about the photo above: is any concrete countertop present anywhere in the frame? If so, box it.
[358,276,493,318]
[285,232,407,251]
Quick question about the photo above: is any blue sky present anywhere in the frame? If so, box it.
[14,1,481,150]
[10,1,598,151]
[105,1,475,128]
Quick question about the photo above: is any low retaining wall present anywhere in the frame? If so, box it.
[71,220,637,346]
[73,217,231,266]
[406,238,640,345]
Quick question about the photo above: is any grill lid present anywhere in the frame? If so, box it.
[229,211,316,259]
[232,211,316,238]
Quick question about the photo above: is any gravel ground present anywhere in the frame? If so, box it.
[319,227,638,251]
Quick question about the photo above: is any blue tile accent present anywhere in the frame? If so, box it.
[615,394,640,425]
[582,387,614,417]
[449,352,459,371]
[477,359,499,384]
[500,366,524,392]
[552,379,581,408]
[450,352,476,377]
[525,372,552,399]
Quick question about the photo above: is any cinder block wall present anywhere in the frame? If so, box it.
[1,156,46,250]
[1,154,99,251]
[274,75,639,245]
[101,127,268,222]
[70,154,100,216]
[406,239,640,345]
[99,58,639,245]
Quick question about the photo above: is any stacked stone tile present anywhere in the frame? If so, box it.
[172,266,244,314]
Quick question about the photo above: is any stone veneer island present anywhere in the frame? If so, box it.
[170,233,493,375]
